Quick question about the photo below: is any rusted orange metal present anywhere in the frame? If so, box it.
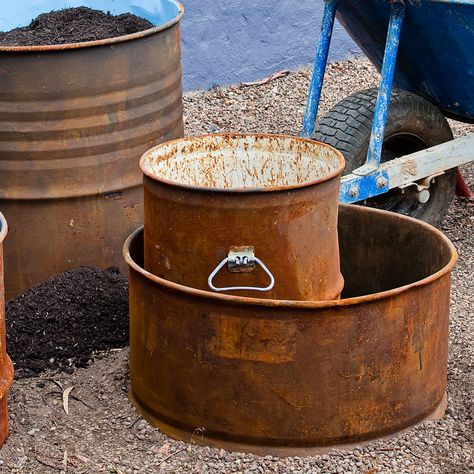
[0,5,184,299]
[141,134,345,301]
[0,214,14,447]
[125,205,457,455]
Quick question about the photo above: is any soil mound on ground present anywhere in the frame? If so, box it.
[6,266,129,378]
[0,6,154,46]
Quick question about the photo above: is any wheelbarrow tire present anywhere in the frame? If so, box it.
[312,88,456,227]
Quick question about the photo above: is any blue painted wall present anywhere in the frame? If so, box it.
[180,1,359,90]
[1,1,358,91]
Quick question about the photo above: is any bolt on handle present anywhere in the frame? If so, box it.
[208,247,275,293]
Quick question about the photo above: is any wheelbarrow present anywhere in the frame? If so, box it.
[302,0,474,226]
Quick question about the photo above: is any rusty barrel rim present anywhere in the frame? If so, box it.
[124,205,458,307]
[0,0,184,53]
[139,133,346,193]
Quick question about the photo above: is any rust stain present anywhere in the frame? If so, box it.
[339,364,389,384]
[402,159,417,177]
[140,133,343,192]
[412,325,424,371]
[207,314,296,363]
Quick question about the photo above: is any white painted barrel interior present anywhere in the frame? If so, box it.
[142,135,344,190]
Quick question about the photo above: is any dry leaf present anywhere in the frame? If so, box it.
[156,443,170,456]
[62,386,74,415]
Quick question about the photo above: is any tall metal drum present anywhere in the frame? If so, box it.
[141,133,345,301]
[0,0,184,298]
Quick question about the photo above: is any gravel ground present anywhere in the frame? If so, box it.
[1,59,473,473]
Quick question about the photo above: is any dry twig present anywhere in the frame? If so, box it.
[241,70,290,87]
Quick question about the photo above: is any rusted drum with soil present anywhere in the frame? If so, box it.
[0,0,184,299]
[0,214,14,447]
[141,133,345,301]
[124,205,457,455]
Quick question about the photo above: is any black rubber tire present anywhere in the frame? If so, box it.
[312,88,456,227]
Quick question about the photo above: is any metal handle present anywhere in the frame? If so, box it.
[208,247,275,293]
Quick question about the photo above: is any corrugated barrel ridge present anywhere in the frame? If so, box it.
[0,25,184,199]
[0,76,182,150]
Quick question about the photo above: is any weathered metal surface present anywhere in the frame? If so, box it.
[141,133,345,301]
[0,2,184,299]
[340,134,474,203]
[124,205,457,455]
[0,214,14,447]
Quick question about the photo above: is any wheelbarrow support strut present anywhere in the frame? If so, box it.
[302,0,472,204]
[301,0,339,135]
[302,0,406,173]
[355,1,406,176]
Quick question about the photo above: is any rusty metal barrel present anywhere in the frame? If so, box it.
[140,133,345,301]
[125,205,457,455]
[0,213,14,447]
[0,0,184,299]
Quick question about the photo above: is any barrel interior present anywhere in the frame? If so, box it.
[131,205,454,299]
[141,135,344,191]
[0,0,182,32]
[338,206,453,298]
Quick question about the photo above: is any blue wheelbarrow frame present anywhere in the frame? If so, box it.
[302,0,474,204]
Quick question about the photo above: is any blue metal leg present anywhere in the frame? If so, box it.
[301,0,338,138]
[354,1,406,176]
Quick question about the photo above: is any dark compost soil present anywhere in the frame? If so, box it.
[0,6,154,46]
[6,266,129,379]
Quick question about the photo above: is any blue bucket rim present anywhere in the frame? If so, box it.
[0,0,183,52]
[0,213,6,245]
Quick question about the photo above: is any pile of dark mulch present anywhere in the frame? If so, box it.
[6,266,129,379]
[0,7,154,46]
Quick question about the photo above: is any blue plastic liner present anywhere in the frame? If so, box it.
[0,0,181,31]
